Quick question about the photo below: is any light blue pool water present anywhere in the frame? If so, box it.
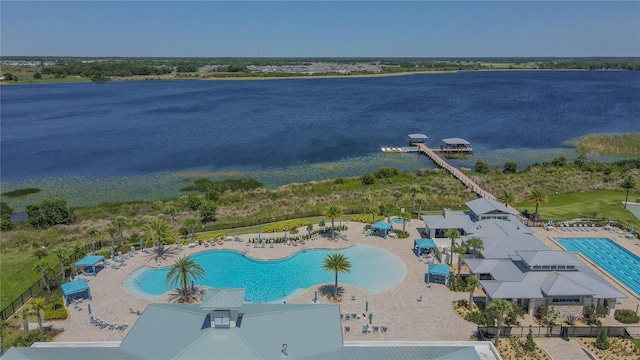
[391,218,408,224]
[556,238,640,295]
[628,204,640,221]
[124,244,406,302]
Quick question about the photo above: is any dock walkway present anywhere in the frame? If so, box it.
[418,144,496,201]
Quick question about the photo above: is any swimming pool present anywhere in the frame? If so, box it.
[556,237,640,295]
[391,218,408,224]
[124,244,406,302]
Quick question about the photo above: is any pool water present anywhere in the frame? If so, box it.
[391,218,408,224]
[556,238,640,295]
[124,244,406,302]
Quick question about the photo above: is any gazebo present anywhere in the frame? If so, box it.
[61,279,92,305]
[414,238,437,257]
[75,255,106,276]
[427,263,451,287]
[371,221,393,238]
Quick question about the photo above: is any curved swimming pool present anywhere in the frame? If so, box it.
[556,237,640,295]
[124,244,406,302]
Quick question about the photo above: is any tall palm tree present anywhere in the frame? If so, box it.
[165,205,179,227]
[87,226,98,252]
[399,212,411,234]
[322,205,343,239]
[29,298,46,330]
[410,185,421,216]
[526,188,549,219]
[621,175,636,209]
[53,249,68,280]
[486,298,513,347]
[113,216,128,248]
[143,218,173,248]
[183,217,199,243]
[322,253,351,301]
[466,237,484,257]
[497,189,519,208]
[466,276,480,311]
[453,245,467,276]
[393,191,402,211]
[0,319,12,356]
[360,196,371,215]
[415,198,426,218]
[20,308,30,332]
[445,229,460,266]
[165,255,206,303]
[33,260,52,293]
[105,226,117,248]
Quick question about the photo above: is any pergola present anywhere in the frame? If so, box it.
[61,279,92,305]
[427,263,451,287]
[75,255,106,276]
[414,238,437,257]
[371,221,392,238]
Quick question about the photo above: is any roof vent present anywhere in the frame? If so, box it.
[281,344,288,358]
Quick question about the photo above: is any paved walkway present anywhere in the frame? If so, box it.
[535,338,593,360]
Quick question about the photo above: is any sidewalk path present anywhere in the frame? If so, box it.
[535,338,593,360]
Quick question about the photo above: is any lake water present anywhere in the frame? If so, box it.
[1,71,639,208]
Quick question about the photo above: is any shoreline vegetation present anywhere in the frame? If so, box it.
[2,57,638,85]
[563,133,640,156]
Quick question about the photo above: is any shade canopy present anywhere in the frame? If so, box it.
[61,278,92,305]
[427,263,451,287]
[371,221,393,238]
[414,238,437,256]
[75,255,106,276]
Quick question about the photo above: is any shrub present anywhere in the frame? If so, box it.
[373,167,398,179]
[361,173,375,185]
[503,161,518,174]
[262,220,308,233]
[474,160,490,174]
[448,275,466,292]
[44,307,68,320]
[349,214,384,224]
[523,328,536,352]
[15,330,50,347]
[565,314,577,326]
[465,310,495,327]
[614,309,640,324]
[334,177,344,184]
[595,330,611,350]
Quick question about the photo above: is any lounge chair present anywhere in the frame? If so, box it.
[372,325,379,332]
[344,325,350,332]
[80,269,93,276]
[254,241,258,248]
[111,263,120,270]
[130,246,138,255]
[380,325,388,332]
[362,325,370,333]
[291,240,298,246]
[351,295,356,301]
[344,313,351,320]
[270,239,274,248]
[246,240,251,247]
[261,240,266,248]
[118,323,129,331]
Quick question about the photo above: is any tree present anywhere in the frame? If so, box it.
[361,196,371,215]
[165,255,206,303]
[20,308,30,332]
[466,276,480,311]
[33,248,48,260]
[497,189,519,207]
[3,73,13,81]
[453,245,467,276]
[105,226,117,248]
[415,198,425,218]
[26,199,74,229]
[199,201,217,223]
[621,175,636,209]
[410,185,421,216]
[87,226,98,252]
[322,205,343,239]
[183,217,199,243]
[445,229,460,266]
[29,298,46,330]
[503,161,518,174]
[53,249,68,280]
[474,160,490,174]
[486,298,513,347]
[185,193,202,211]
[33,72,42,79]
[322,253,351,300]
[165,206,178,227]
[466,236,484,256]
[393,191,402,210]
[0,202,13,217]
[526,188,549,219]
[523,327,536,352]
[142,218,173,247]
[399,212,411,234]
[33,260,53,293]
[114,216,128,247]
[361,173,375,185]
[595,330,611,350]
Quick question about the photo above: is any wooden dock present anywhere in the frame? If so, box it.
[417,144,496,201]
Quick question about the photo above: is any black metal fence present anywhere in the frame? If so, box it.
[0,241,103,321]
[477,325,636,340]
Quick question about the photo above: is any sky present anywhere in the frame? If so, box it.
[1,1,639,57]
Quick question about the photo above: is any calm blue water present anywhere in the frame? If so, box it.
[2,71,639,183]
[124,244,406,302]
[556,237,640,295]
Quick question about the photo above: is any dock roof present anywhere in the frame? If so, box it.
[441,138,470,145]
[408,133,428,139]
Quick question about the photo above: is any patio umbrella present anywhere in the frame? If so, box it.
[307,228,311,239]
[258,233,261,242]
[110,247,115,259]
[139,239,143,250]
[314,291,318,303]
[87,303,92,315]
[365,301,368,312]
[368,312,373,324]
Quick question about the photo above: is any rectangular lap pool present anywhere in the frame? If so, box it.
[556,237,640,296]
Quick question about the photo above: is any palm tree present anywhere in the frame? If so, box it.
[410,185,421,216]
[143,218,173,248]
[453,245,467,276]
[114,216,128,248]
[466,237,484,257]
[105,226,117,248]
[466,276,480,311]
[20,308,30,332]
[0,319,12,356]
[399,212,411,234]
[29,297,46,330]
[322,253,351,301]
[392,191,402,210]
[165,205,179,227]
[322,205,343,239]
[486,298,513,347]
[415,198,426,218]
[526,188,549,219]
[165,255,206,303]
[183,217,199,243]
[445,229,460,266]
[33,260,52,293]
[87,226,98,252]
[621,175,636,209]
[53,249,68,280]
[360,196,371,215]
[497,189,519,208]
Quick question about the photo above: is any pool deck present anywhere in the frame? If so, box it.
[51,221,640,347]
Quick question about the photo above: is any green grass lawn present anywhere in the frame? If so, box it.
[0,253,59,311]
[518,189,640,227]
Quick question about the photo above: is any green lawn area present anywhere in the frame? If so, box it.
[0,253,59,311]
[518,189,640,227]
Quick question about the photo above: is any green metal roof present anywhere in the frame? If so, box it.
[1,347,141,360]
[301,345,481,360]
[200,288,245,310]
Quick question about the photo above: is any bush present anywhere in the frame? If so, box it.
[523,328,536,352]
[595,330,611,350]
[262,220,308,233]
[361,173,375,185]
[349,214,384,224]
[44,307,68,320]
[334,177,344,184]
[465,310,495,327]
[474,160,490,174]
[373,167,398,179]
[503,161,518,174]
[15,330,50,347]
[448,275,466,292]
[615,309,640,324]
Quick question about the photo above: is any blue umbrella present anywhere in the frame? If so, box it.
[258,233,261,242]
[313,291,317,303]
[87,303,92,315]
[368,312,373,324]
